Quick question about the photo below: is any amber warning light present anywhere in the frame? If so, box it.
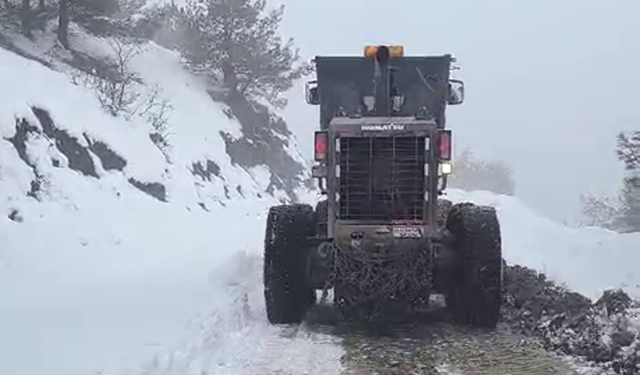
[364,45,404,58]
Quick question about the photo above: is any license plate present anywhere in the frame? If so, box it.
[392,227,423,238]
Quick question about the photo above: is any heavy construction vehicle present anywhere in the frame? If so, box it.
[263,45,503,328]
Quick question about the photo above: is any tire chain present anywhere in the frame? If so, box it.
[320,241,433,324]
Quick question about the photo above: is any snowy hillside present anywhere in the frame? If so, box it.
[0,31,335,375]
[1,29,640,375]
[0,30,299,301]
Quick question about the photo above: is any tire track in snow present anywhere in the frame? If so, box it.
[132,252,344,375]
[128,252,604,375]
[336,322,592,375]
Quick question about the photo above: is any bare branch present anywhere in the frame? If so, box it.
[72,36,173,162]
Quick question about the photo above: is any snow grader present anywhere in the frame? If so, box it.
[263,45,503,328]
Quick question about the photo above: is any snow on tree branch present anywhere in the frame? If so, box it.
[616,131,640,171]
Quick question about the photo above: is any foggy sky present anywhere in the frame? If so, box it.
[276,0,640,222]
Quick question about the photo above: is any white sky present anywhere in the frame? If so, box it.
[276,0,640,221]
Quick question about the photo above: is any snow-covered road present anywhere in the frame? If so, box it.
[1,280,212,374]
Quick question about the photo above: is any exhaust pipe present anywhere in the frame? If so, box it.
[374,45,391,116]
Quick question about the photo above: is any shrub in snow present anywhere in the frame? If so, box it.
[582,130,640,232]
[579,193,623,229]
[70,36,173,161]
[448,148,516,196]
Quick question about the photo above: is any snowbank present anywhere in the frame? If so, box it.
[446,189,640,300]
[448,189,640,374]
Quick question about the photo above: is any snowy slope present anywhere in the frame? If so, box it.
[0,34,341,375]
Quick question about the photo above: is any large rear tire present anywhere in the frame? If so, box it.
[437,198,453,227]
[445,202,503,329]
[263,204,315,324]
[315,199,328,237]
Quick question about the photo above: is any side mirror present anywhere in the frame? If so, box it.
[305,80,319,105]
[448,79,464,105]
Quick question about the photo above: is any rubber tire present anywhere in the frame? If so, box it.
[445,202,503,329]
[263,204,315,324]
[437,198,453,227]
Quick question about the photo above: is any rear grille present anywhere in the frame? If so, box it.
[338,136,426,221]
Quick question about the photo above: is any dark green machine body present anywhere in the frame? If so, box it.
[313,53,455,129]
[263,46,502,328]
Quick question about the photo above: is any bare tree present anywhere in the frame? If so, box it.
[138,88,172,162]
[71,38,143,115]
[71,37,173,160]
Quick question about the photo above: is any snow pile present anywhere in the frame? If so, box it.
[446,189,640,374]
[446,189,640,300]
[502,266,640,375]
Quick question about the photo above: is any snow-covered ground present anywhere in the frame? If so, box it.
[1,27,639,375]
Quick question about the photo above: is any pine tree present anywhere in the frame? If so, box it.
[21,0,32,36]
[57,0,69,47]
[619,176,640,230]
[181,0,311,108]
[616,130,640,231]
[616,131,640,170]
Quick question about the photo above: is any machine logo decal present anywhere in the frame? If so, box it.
[361,124,405,131]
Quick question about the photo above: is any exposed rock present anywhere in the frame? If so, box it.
[7,209,23,222]
[220,92,304,200]
[6,118,47,200]
[191,159,221,181]
[127,178,167,202]
[84,134,127,171]
[32,107,98,178]
[6,118,39,168]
